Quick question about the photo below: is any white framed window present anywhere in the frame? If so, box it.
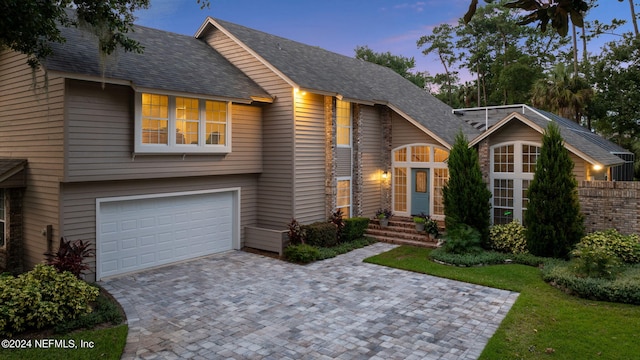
[336,99,351,147]
[490,142,541,224]
[337,178,351,218]
[391,144,449,218]
[0,189,5,247]
[135,92,231,154]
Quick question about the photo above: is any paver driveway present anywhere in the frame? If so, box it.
[101,243,518,359]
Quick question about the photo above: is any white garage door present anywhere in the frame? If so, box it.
[97,190,236,279]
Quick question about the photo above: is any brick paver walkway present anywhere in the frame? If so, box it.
[102,243,518,359]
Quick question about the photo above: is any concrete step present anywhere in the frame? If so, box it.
[366,217,441,248]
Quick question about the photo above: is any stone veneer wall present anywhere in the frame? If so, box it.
[352,104,363,216]
[380,106,392,211]
[324,96,336,219]
[477,139,490,185]
[578,181,640,235]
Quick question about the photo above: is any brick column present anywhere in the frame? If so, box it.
[352,104,363,217]
[477,138,490,185]
[324,96,337,218]
[381,106,393,211]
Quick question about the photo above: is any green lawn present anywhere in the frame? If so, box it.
[0,324,127,360]
[365,246,640,360]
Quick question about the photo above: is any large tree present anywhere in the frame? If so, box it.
[442,132,492,247]
[0,0,211,69]
[417,24,459,106]
[524,123,584,259]
[354,46,427,89]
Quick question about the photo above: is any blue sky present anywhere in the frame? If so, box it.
[134,0,635,79]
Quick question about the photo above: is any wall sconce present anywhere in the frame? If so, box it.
[382,171,388,180]
[593,164,603,171]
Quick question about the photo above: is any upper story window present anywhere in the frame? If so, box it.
[136,92,231,154]
[336,99,351,147]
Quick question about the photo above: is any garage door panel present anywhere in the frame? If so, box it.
[98,191,235,279]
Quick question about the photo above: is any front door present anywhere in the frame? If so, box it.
[411,168,429,215]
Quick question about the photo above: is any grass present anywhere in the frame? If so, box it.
[0,288,127,359]
[364,245,640,359]
[0,324,127,360]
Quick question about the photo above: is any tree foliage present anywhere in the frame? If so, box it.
[531,62,593,122]
[442,132,492,247]
[354,45,427,89]
[417,24,459,105]
[524,123,584,259]
[0,1,156,69]
[464,0,589,36]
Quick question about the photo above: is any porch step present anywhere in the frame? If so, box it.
[366,216,443,249]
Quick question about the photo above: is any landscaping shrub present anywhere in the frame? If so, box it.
[302,222,338,247]
[46,237,95,278]
[287,219,306,245]
[571,242,621,279]
[53,290,123,334]
[329,209,346,242]
[0,264,99,336]
[343,217,370,242]
[489,220,528,254]
[578,229,640,264]
[283,244,320,264]
[429,248,547,267]
[441,224,483,254]
[525,123,584,259]
[442,131,492,247]
[542,261,640,305]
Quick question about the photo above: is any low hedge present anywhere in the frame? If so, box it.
[284,237,377,264]
[0,264,99,336]
[342,217,370,242]
[430,248,546,267]
[542,261,640,305]
[302,222,338,247]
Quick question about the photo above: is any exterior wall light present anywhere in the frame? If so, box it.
[382,171,388,179]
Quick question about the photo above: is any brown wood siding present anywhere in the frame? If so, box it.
[294,93,326,223]
[60,174,259,274]
[0,51,65,269]
[204,27,294,230]
[488,120,541,146]
[360,105,383,217]
[391,113,438,148]
[64,80,263,181]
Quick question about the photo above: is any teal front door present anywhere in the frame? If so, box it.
[411,168,430,215]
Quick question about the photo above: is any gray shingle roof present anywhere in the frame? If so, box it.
[44,21,270,102]
[456,105,630,166]
[211,19,480,146]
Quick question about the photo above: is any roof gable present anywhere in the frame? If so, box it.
[44,18,271,103]
[464,106,627,167]
[199,18,480,147]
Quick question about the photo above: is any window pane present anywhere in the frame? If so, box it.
[394,167,407,212]
[411,146,430,162]
[493,179,514,224]
[493,145,514,173]
[142,93,169,144]
[433,168,448,215]
[336,99,351,146]
[337,180,351,217]
[394,148,407,162]
[175,97,199,145]
[522,144,541,173]
[415,171,427,193]
[205,100,227,145]
[434,148,449,162]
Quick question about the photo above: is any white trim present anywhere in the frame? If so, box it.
[489,141,540,224]
[391,144,448,219]
[134,92,232,154]
[95,187,241,280]
[336,177,352,217]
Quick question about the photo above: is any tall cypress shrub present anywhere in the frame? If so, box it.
[525,123,584,258]
[443,131,492,247]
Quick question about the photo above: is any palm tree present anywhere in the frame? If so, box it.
[530,63,593,123]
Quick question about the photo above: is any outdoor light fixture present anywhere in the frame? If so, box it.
[382,171,388,179]
[593,164,603,171]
